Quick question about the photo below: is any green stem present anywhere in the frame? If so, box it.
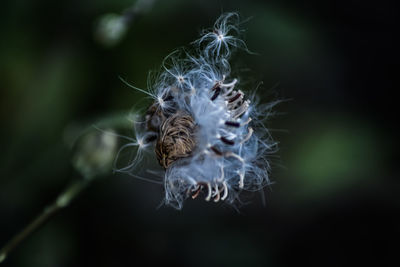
[0,179,90,263]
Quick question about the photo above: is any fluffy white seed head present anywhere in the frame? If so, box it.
[121,13,278,209]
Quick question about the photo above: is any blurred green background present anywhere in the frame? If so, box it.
[0,0,398,266]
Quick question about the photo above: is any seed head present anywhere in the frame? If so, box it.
[121,12,278,209]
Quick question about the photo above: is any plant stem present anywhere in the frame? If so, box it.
[0,179,90,263]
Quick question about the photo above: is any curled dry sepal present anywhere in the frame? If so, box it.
[118,12,279,209]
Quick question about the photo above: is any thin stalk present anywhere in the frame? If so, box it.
[0,179,90,263]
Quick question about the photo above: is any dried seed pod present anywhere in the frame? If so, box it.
[155,111,196,168]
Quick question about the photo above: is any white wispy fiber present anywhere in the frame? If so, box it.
[120,12,278,209]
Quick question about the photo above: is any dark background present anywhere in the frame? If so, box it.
[0,0,398,266]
